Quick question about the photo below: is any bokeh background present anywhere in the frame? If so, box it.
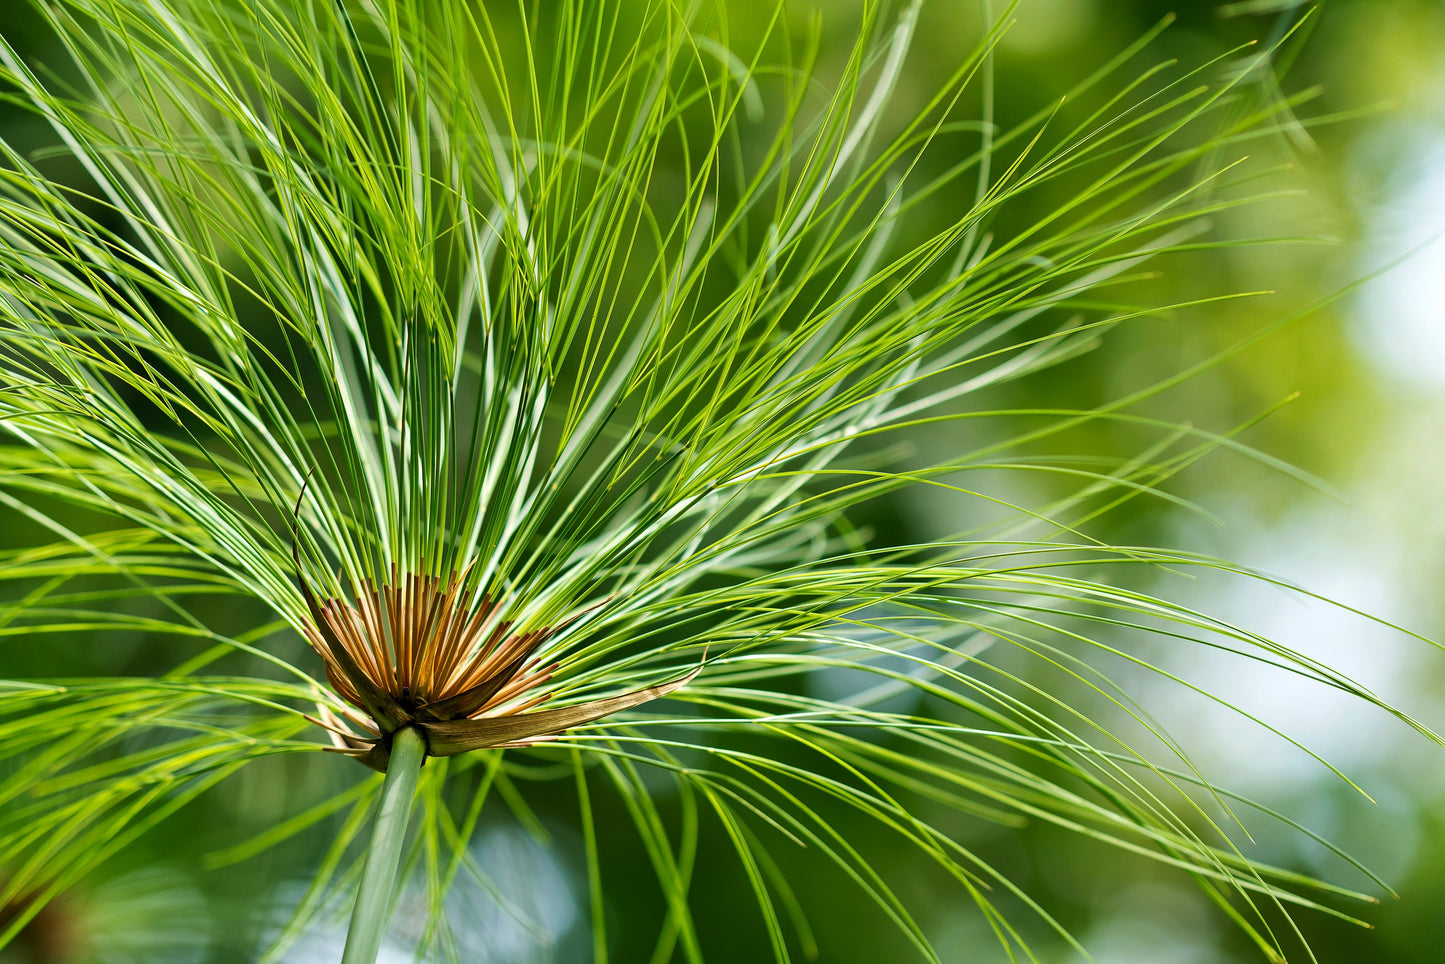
[2,1,1444,961]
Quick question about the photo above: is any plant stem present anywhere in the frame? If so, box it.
[342,726,426,964]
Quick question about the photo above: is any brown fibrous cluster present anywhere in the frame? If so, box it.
[296,563,699,772]
[304,567,558,726]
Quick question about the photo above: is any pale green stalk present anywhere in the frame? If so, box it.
[341,727,427,964]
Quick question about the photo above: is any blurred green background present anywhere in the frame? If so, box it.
[3,1,1444,961]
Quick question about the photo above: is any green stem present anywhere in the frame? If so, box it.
[342,726,426,964]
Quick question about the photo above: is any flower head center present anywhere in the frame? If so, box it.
[302,569,558,726]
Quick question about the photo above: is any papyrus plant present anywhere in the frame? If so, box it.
[0,0,1430,960]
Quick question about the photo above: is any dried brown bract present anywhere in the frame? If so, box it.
[296,561,697,771]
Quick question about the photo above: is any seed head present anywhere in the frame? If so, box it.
[296,558,696,771]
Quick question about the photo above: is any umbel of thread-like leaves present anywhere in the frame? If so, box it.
[296,547,698,772]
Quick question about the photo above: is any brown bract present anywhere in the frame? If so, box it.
[294,563,698,772]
